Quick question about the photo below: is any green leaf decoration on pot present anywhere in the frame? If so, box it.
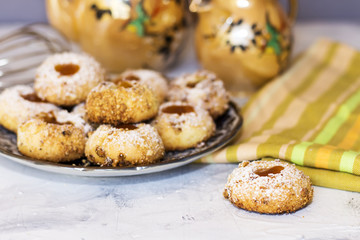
[265,13,282,56]
[127,2,149,37]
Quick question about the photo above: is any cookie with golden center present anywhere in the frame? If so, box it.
[34,52,106,106]
[168,70,230,118]
[0,85,60,133]
[153,101,215,151]
[115,69,168,103]
[17,111,87,162]
[85,123,165,167]
[224,160,313,214]
[86,80,159,125]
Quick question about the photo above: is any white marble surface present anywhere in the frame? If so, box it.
[0,22,360,240]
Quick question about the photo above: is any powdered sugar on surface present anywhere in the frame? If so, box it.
[0,85,58,112]
[120,69,168,100]
[0,85,60,128]
[158,101,214,131]
[55,110,92,134]
[225,160,312,203]
[71,102,87,116]
[168,70,229,117]
[70,103,93,134]
[89,81,115,93]
[101,124,162,149]
[94,123,164,160]
[34,52,105,100]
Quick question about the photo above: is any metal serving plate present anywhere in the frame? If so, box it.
[0,102,242,177]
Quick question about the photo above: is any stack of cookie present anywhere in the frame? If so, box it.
[0,52,230,167]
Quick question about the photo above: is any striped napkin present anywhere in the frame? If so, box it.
[202,39,360,192]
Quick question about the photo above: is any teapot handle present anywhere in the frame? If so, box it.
[288,0,298,25]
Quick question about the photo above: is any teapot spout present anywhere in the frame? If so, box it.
[189,0,212,13]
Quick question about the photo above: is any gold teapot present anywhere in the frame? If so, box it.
[46,0,189,72]
[190,0,297,92]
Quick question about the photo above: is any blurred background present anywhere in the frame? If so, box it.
[0,0,360,22]
[0,0,358,91]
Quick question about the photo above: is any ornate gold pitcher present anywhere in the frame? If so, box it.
[190,0,297,92]
[46,0,189,72]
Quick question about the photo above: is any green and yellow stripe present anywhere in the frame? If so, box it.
[201,39,360,191]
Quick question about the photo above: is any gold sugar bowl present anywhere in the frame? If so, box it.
[46,0,190,72]
[190,0,297,93]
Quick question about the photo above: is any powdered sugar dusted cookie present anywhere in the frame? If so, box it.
[35,52,105,106]
[17,111,86,162]
[224,160,313,214]
[0,85,60,133]
[86,80,159,125]
[168,70,229,118]
[116,69,168,103]
[85,123,164,167]
[153,101,215,151]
